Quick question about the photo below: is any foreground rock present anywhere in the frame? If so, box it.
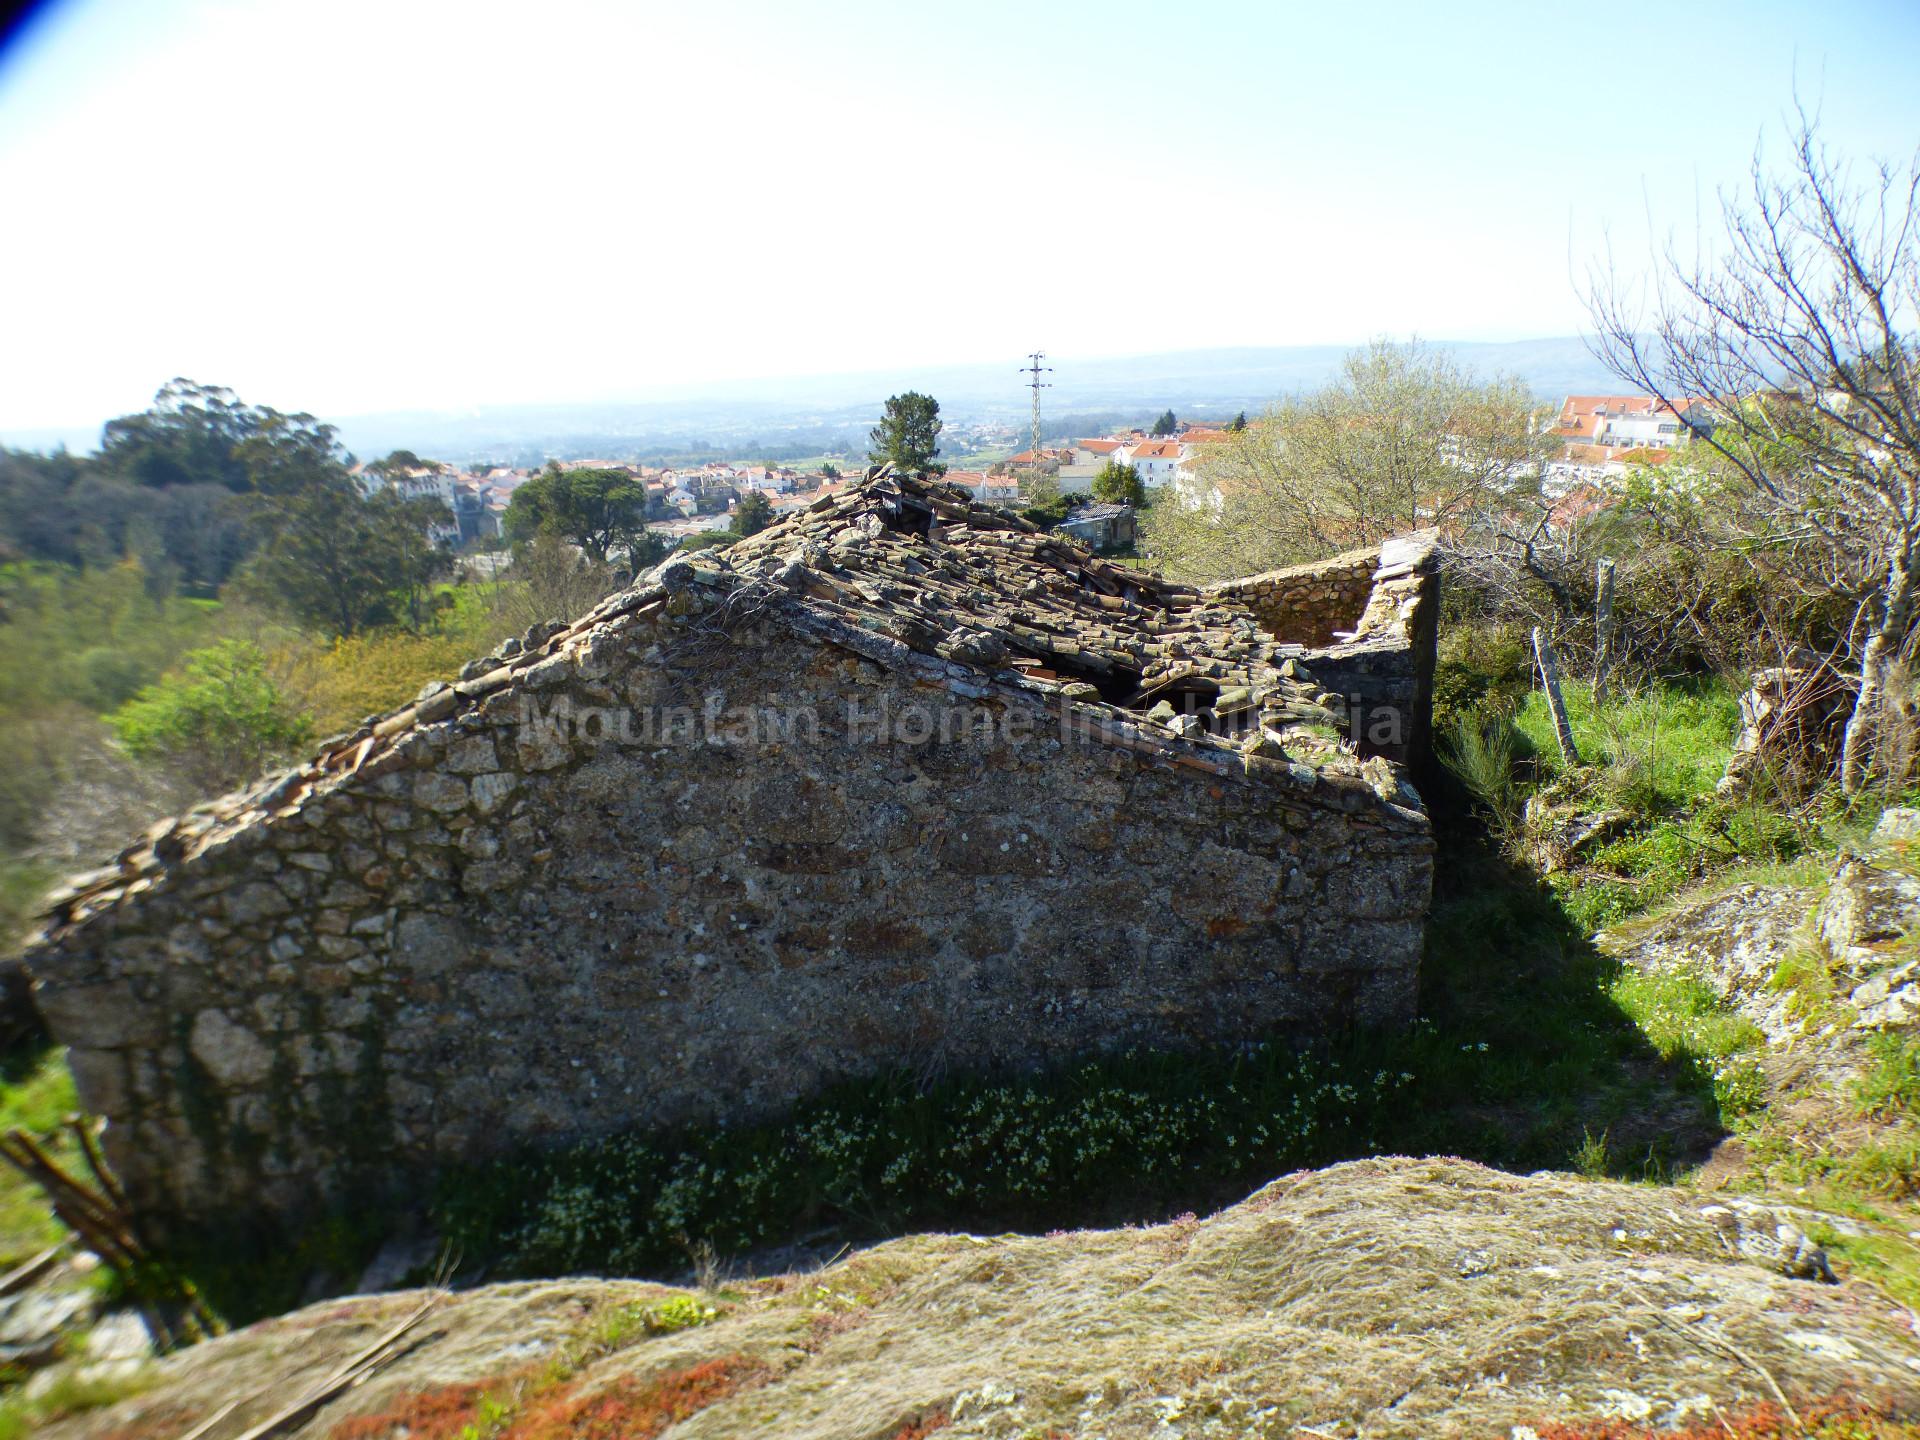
[41,1158,1920,1440]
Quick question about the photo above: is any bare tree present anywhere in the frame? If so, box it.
[1587,106,1920,792]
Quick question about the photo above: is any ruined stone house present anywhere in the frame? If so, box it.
[23,474,1440,1230]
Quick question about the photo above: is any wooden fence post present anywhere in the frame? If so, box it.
[1534,625,1581,765]
[1593,557,1616,704]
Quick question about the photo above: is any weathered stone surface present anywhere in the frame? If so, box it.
[1596,883,1820,1046]
[22,475,1438,1231]
[37,1159,1920,1440]
[1872,806,1920,848]
[188,1010,273,1087]
[1818,857,1920,959]
[34,981,164,1048]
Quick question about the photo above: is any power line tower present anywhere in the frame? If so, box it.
[1019,350,1052,478]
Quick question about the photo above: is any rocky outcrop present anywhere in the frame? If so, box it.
[1597,823,1920,1043]
[39,1158,1920,1440]
[21,476,1439,1233]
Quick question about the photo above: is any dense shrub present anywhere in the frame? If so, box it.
[1432,618,1533,732]
[107,640,313,793]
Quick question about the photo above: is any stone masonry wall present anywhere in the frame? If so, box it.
[26,579,1433,1232]
[1208,535,1441,770]
[1208,547,1381,647]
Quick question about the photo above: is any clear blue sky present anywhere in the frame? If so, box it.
[1,0,1916,433]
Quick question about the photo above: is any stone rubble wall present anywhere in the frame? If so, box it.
[25,579,1433,1233]
[1207,547,1382,648]
[1208,535,1441,769]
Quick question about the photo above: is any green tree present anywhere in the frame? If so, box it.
[359,451,459,627]
[106,640,313,793]
[229,411,454,635]
[1091,460,1146,507]
[1151,409,1178,437]
[368,449,426,480]
[503,465,652,565]
[1229,411,1248,432]
[98,380,263,491]
[820,462,841,481]
[732,490,774,536]
[244,479,451,637]
[868,392,946,475]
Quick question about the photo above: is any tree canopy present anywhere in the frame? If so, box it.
[243,477,453,638]
[732,490,774,536]
[503,466,652,565]
[1150,410,1178,437]
[1091,460,1146,508]
[869,392,945,475]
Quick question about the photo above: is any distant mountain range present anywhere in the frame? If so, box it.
[4,336,1624,462]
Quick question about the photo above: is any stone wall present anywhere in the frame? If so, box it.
[1207,534,1441,770]
[25,572,1433,1232]
[1208,547,1381,647]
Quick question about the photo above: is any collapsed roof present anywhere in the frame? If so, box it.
[717,469,1393,752]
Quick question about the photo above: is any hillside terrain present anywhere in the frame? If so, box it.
[0,338,1624,462]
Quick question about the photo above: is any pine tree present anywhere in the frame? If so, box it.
[868,392,946,475]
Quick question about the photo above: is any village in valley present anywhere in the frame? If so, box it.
[347,389,1712,569]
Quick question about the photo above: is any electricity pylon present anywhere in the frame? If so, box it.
[1019,351,1052,477]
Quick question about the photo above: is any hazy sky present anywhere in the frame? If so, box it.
[2,0,1917,434]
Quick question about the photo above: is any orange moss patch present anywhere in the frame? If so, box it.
[329,1381,494,1440]
[1532,1395,1920,1438]
[889,1409,951,1439]
[503,1355,766,1440]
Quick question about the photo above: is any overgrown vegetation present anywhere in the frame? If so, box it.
[0,1040,77,1269]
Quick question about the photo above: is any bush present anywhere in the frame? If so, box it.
[1432,620,1533,732]
[71,645,152,711]
[1439,707,1528,840]
[301,594,506,736]
[107,639,313,792]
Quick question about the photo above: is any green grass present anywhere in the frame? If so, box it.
[0,1042,78,1268]
[1516,675,1742,812]
[1463,673,1817,930]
